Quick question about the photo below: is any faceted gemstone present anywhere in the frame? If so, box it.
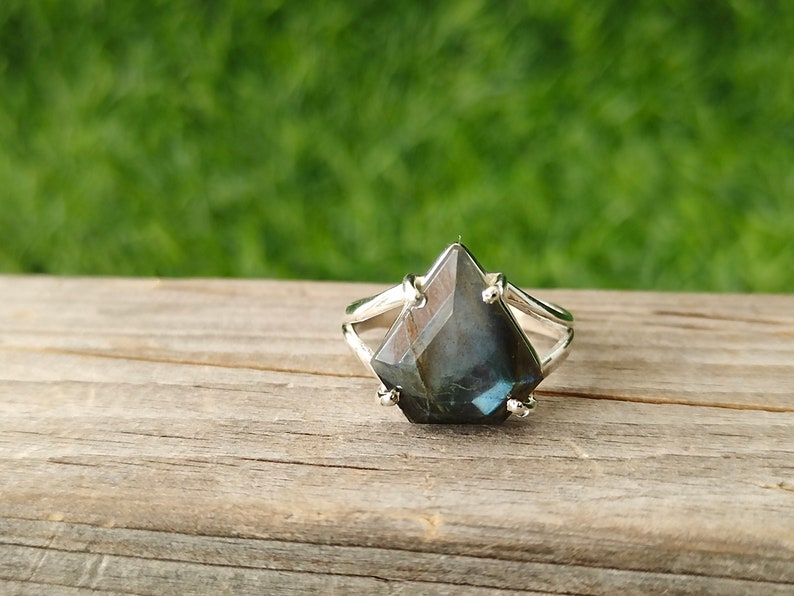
[371,244,542,424]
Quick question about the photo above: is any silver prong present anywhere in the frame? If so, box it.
[377,385,400,407]
[402,274,426,308]
[482,273,506,304]
[507,395,537,418]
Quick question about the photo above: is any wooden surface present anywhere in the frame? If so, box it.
[1,276,793,595]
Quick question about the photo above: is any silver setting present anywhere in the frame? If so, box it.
[503,283,574,377]
[506,395,537,418]
[482,272,506,304]
[402,273,426,308]
[342,243,574,420]
[377,385,400,407]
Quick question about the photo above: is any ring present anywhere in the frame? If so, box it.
[342,243,574,424]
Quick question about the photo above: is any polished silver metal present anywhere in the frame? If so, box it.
[377,385,400,407]
[342,243,574,420]
[507,395,537,418]
[482,272,506,304]
[402,273,426,308]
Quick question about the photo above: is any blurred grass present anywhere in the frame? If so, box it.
[0,1,792,291]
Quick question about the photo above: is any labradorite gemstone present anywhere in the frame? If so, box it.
[371,244,542,424]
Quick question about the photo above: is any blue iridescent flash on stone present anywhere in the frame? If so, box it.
[371,244,542,424]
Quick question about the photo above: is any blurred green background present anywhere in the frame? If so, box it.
[1,1,792,291]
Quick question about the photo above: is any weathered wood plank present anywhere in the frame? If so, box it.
[2,519,791,596]
[1,276,793,594]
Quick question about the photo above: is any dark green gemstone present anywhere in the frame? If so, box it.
[371,244,542,424]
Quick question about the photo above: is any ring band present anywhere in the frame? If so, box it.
[343,243,574,424]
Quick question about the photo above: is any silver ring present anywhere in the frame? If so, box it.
[342,243,574,424]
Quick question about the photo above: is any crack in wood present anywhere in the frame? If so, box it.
[236,456,383,472]
[1,345,360,380]
[759,482,794,495]
[539,389,794,413]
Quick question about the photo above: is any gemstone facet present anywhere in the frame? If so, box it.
[370,244,542,424]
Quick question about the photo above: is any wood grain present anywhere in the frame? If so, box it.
[1,276,792,595]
